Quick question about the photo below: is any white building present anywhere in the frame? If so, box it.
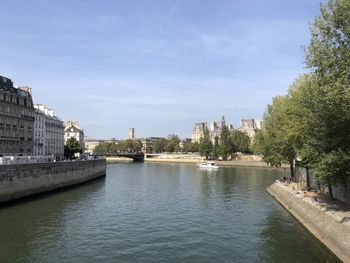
[191,116,234,143]
[255,120,264,130]
[34,104,64,160]
[191,122,207,143]
[128,128,135,140]
[34,109,45,156]
[64,121,85,150]
[239,118,263,138]
[141,137,164,153]
[85,137,106,153]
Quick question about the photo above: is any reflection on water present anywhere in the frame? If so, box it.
[0,179,106,263]
[260,207,340,263]
[0,163,339,263]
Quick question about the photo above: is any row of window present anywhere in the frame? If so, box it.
[0,116,33,127]
[0,102,34,117]
[0,92,32,107]
[0,141,33,153]
[0,129,33,138]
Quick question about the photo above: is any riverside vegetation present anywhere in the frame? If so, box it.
[93,131,251,159]
[252,0,350,207]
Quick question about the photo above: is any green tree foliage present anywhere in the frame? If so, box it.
[305,0,350,84]
[94,140,142,156]
[313,150,350,205]
[199,127,212,160]
[219,125,232,160]
[252,0,350,205]
[304,0,350,203]
[184,142,199,153]
[251,130,265,155]
[285,75,321,189]
[230,130,251,154]
[212,136,220,159]
[153,138,168,153]
[64,137,83,159]
[257,96,297,177]
[117,139,143,153]
[165,135,181,152]
[93,142,118,156]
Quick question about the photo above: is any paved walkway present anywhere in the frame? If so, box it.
[277,181,350,225]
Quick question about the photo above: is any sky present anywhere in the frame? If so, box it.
[0,0,324,139]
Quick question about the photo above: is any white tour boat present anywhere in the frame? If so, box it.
[197,161,219,169]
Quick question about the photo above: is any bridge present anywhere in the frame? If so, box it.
[112,152,145,162]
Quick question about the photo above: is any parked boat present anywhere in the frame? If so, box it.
[197,161,219,169]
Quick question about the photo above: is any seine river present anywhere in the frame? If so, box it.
[0,163,340,262]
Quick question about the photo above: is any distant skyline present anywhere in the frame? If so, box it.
[0,0,324,139]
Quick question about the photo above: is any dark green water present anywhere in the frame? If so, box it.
[0,163,340,263]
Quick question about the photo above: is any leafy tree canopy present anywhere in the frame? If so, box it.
[64,137,83,159]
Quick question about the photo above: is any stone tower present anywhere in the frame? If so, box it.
[128,128,135,140]
[221,116,226,128]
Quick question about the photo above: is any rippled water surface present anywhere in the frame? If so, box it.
[0,163,340,262]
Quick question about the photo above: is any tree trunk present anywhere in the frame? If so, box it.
[306,167,311,189]
[289,161,294,179]
[328,182,334,200]
[344,180,349,209]
[317,182,321,192]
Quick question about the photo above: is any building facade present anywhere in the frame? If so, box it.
[179,138,192,151]
[141,137,165,153]
[0,75,35,156]
[85,137,106,153]
[191,116,234,143]
[128,128,135,140]
[64,121,85,149]
[34,104,64,160]
[191,122,207,143]
[33,109,45,156]
[239,118,263,138]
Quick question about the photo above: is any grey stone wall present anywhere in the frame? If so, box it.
[267,183,350,262]
[0,159,106,203]
[295,165,350,203]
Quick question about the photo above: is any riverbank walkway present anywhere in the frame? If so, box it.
[268,181,350,263]
[276,181,350,223]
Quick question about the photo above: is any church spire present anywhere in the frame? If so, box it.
[221,115,225,127]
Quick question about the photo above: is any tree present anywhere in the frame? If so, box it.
[260,96,297,177]
[286,75,320,190]
[124,139,135,153]
[212,136,220,160]
[94,142,118,156]
[231,130,251,154]
[305,0,350,85]
[254,0,350,204]
[133,140,143,152]
[153,138,168,153]
[199,127,212,160]
[303,0,350,203]
[117,139,142,153]
[64,137,83,159]
[165,135,181,152]
[184,142,199,153]
[313,150,350,206]
[280,71,350,203]
[251,130,265,155]
[219,125,232,160]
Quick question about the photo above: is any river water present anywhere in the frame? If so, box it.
[0,163,340,262]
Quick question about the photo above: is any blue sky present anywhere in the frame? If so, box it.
[0,0,323,139]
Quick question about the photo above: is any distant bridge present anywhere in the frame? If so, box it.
[112,152,145,162]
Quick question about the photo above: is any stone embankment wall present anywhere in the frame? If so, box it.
[267,183,350,263]
[295,165,350,203]
[0,159,106,203]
